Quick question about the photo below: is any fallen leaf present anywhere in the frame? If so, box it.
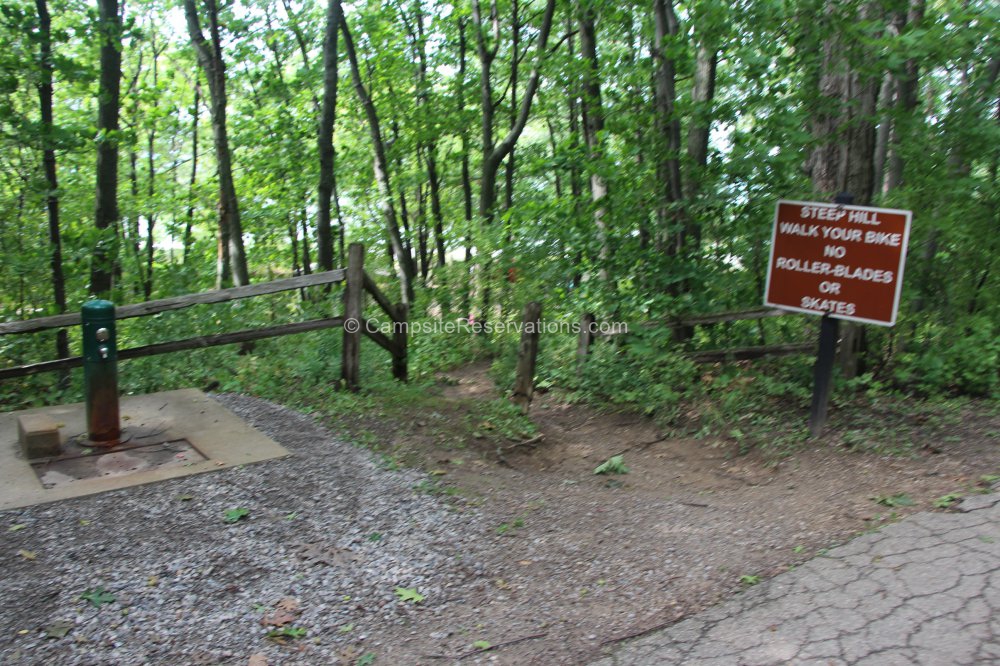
[79,519,91,526]
[518,560,533,566]
[394,587,425,604]
[8,524,26,532]
[260,610,296,627]
[44,620,74,639]
[275,597,299,612]
[247,653,268,666]
[147,576,159,587]
[472,640,492,650]
[18,550,36,561]
[429,469,448,476]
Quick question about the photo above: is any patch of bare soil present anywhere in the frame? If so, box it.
[363,363,1000,664]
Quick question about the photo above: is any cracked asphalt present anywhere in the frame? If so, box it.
[593,490,1000,666]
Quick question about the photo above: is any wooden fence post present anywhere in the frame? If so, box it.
[511,301,542,413]
[577,312,595,375]
[342,243,364,391]
[392,302,408,381]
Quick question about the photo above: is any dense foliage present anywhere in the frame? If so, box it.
[1,0,997,413]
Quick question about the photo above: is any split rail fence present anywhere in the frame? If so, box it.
[0,243,404,391]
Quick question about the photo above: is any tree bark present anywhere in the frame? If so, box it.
[35,0,69,366]
[340,18,415,305]
[183,73,199,264]
[90,0,122,297]
[184,0,251,288]
[316,0,342,273]
[886,0,925,190]
[473,0,556,224]
[682,41,718,254]
[808,1,886,379]
[652,0,683,255]
[578,0,609,277]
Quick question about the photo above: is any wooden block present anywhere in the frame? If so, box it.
[18,414,62,459]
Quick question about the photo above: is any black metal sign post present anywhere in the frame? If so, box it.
[807,192,853,437]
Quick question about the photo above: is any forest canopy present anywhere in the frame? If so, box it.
[1,0,998,407]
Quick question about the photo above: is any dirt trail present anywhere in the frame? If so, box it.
[363,363,1000,664]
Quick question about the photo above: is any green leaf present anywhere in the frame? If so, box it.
[394,587,425,604]
[222,507,250,523]
[594,455,628,475]
[266,625,307,639]
[8,523,26,532]
[472,640,492,650]
[80,587,116,608]
[356,653,376,666]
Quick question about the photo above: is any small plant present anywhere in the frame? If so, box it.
[496,516,526,535]
[872,493,914,508]
[80,587,116,608]
[356,654,376,666]
[934,493,963,509]
[472,640,492,650]
[739,574,760,586]
[222,507,250,523]
[394,587,425,604]
[594,455,628,475]
[367,532,383,542]
[266,625,307,640]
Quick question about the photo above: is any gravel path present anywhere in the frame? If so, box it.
[1,393,486,665]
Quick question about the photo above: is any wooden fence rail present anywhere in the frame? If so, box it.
[0,243,404,390]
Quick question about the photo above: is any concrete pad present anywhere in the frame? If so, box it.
[0,389,290,510]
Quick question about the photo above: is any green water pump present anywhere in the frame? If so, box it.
[82,299,120,445]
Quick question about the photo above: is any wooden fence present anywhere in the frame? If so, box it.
[509,305,811,410]
[575,306,812,369]
[0,243,405,391]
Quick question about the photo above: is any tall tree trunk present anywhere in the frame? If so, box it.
[808,0,886,379]
[36,0,69,367]
[184,0,250,288]
[886,0,925,190]
[183,73,199,264]
[143,34,160,300]
[578,0,608,277]
[340,15,415,305]
[652,0,683,255]
[316,0,341,273]
[473,0,556,224]
[90,0,122,298]
[682,42,718,255]
[503,0,520,212]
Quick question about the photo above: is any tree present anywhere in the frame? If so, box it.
[35,0,68,365]
[184,0,250,288]
[90,0,122,297]
[316,0,341,273]
[340,6,416,305]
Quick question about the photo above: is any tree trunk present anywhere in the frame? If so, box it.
[184,0,250,288]
[340,17,415,305]
[652,0,683,255]
[578,0,608,277]
[35,0,69,367]
[808,1,886,379]
[143,35,160,300]
[90,0,122,298]
[503,0,520,212]
[683,42,718,254]
[473,0,556,224]
[886,0,925,190]
[183,73,199,264]
[316,0,341,273]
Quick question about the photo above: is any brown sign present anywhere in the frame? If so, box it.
[764,200,912,326]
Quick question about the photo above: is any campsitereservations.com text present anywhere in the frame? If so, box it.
[343,317,628,337]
